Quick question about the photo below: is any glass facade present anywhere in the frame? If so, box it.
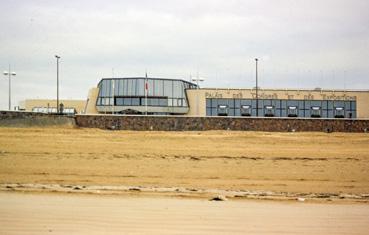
[206,98,357,118]
[96,78,197,113]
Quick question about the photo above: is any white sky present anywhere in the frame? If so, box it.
[0,0,368,110]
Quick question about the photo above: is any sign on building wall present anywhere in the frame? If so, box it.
[204,91,357,101]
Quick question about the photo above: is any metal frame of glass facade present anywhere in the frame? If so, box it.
[96,77,197,114]
[206,98,357,118]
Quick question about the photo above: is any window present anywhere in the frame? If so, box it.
[136,79,144,96]
[172,81,183,98]
[240,105,251,116]
[96,78,194,109]
[131,98,140,106]
[217,105,228,116]
[118,79,124,96]
[287,106,298,117]
[311,106,321,118]
[116,98,124,106]
[63,108,76,115]
[127,79,133,96]
[106,80,111,97]
[151,98,159,106]
[154,79,164,96]
[159,98,168,106]
[100,80,106,96]
[264,105,275,117]
[123,98,132,106]
[164,80,173,97]
[334,107,345,118]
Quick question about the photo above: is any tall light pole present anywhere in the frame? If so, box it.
[3,65,16,111]
[255,58,259,117]
[55,55,60,114]
[112,68,115,115]
[145,72,148,115]
[191,74,205,116]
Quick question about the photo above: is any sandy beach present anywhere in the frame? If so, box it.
[1,127,369,200]
[1,192,369,235]
[1,127,369,233]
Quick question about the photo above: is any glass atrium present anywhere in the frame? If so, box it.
[96,77,197,114]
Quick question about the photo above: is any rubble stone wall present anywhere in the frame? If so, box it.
[75,114,369,132]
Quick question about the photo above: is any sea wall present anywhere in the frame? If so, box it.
[75,114,369,132]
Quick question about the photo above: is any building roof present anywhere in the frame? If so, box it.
[98,77,198,87]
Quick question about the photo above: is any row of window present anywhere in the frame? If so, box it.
[97,97,188,107]
[98,78,196,100]
[207,99,356,110]
[206,99,357,118]
[32,107,76,115]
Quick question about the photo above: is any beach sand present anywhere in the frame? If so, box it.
[1,127,369,234]
[1,192,369,235]
[0,127,368,198]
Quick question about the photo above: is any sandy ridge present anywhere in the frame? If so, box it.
[2,183,369,203]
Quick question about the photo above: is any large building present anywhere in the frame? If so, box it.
[21,77,369,119]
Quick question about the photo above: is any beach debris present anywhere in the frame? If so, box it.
[339,193,362,199]
[210,195,228,201]
[190,156,201,161]
[315,193,331,198]
[297,197,305,202]
[187,188,198,192]
[129,187,141,192]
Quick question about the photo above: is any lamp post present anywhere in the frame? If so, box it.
[255,58,259,117]
[191,74,205,116]
[55,55,60,114]
[112,68,115,115]
[145,72,148,115]
[3,65,16,111]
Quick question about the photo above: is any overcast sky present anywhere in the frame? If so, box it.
[0,0,368,109]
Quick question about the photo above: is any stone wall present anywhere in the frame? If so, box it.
[1,111,368,132]
[75,114,369,132]
[0,111,75,127]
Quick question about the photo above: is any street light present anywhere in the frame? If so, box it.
[255,58,259,117]
[191,75,205,116]
[55,55,60,114]
[3,65,16,111]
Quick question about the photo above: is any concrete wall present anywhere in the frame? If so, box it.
[75,114,369,132]
[0,111,75,127]
[85,88,99,114]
